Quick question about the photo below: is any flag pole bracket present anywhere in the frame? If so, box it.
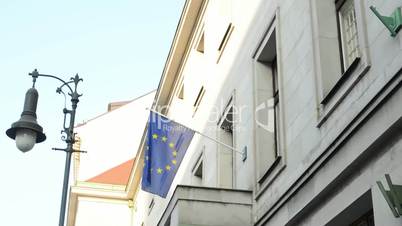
[377,174,402,217]
[370,6,402,37]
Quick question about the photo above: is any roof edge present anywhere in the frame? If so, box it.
[76,89,156,128]
[153,0,208,111]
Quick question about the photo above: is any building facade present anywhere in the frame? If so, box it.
[134,0,402,225]
[66,91,155,226]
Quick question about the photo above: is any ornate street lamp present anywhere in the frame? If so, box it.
[6,69,84,226]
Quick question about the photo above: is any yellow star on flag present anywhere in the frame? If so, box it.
[162,136,168,142]
[157,168,163,174]
[152,134,158,139]
[172,151,177,157]
[169,142,174,148]
[172,159,177,165]
[166,165,171,171]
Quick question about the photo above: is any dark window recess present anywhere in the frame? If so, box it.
[194,161,203,178]
[197,32,205,53]
[218,23,233,51]
[349,210,374,226]
[272,58,280,159]
[178,84,184,100]
[193,86,206,112]
[148,198,155,215]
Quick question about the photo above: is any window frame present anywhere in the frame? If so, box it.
[255,55,283,186]
[252,10,286,198]
[193,86,206,115]
[194,24,205,54]
[177,83,184,100]
[311,0,371,126]
[147,198,155,216]
[216,23,235,63]
[196,32,205,53]
[272,58,280,159]
[349,210,374,226]
[192,149,204,180]
[216,95,236,189]
[326,190,374,226]
[336,0,360,72]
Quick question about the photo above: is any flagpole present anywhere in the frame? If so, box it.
[148,108,243,154]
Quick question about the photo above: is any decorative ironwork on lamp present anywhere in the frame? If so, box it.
[6,69,85,226]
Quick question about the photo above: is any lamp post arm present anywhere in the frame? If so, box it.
[28,69,83,145]
[29,69,74,94]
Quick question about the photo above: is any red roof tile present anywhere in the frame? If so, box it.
[86,158,135,185]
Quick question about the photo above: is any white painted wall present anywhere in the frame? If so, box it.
[75,198,132,226]
[70,91,155,226]
[75,91,155,181]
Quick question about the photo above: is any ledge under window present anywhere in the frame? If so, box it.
[258,156,282,184]
[317,59,371,128]
[321,57,360,105]
[255,156,285,200]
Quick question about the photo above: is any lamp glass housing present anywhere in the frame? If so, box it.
[15,128,37,152]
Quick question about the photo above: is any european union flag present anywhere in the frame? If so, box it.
[141,111,195,198]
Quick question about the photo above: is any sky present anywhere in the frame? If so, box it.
[0,0,184,225]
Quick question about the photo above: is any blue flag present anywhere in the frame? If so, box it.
[141,111,195,198]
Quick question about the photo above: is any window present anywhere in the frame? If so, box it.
[217,104,234,188]
[196,32,205,53]
[216,23,234,63]
[191,148,205,186]
[214,0,233,63]
[337,0,360,71]
[192,150,204,186]
[164,216,171,226]
[177,83,184,100]
[272,58,280,159]
[326,190,374,226]
[218,23,233,52]
[254,22,283,186]
[193,159,203,178]
[193,86,205,114]
[349,211,374,226]
[148,198,155,215]
[311,0,370,121]
[194,160,203,177]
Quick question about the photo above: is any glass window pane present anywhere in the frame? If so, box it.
[338,0,360,70]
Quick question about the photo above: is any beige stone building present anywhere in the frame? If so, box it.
[133,0,402,225]
[66,91,155,226]
[67,0,402,225]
